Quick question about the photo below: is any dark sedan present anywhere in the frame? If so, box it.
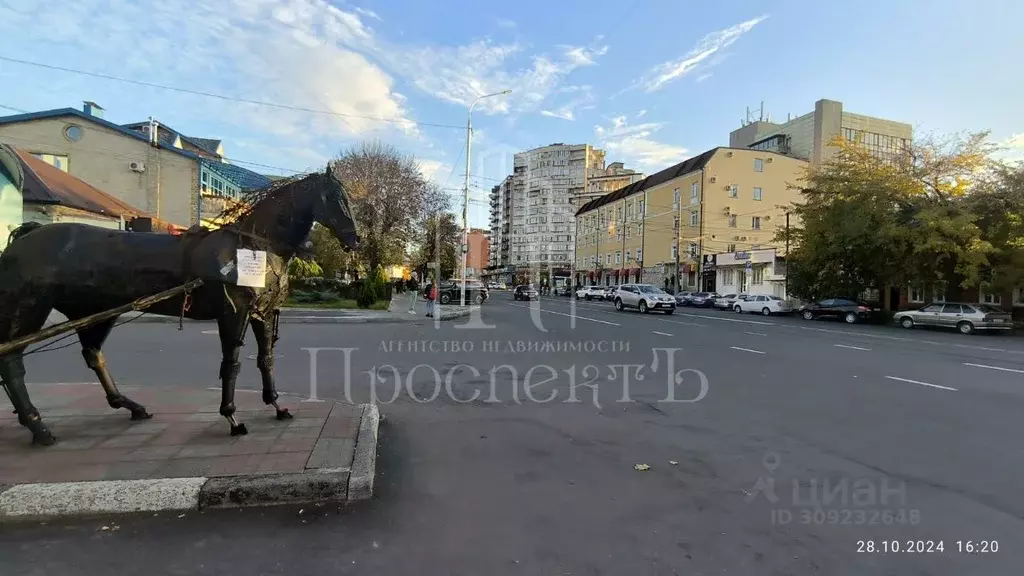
[513,284,540,301]
[686,292,719,308]
[438,281,488,305]
[799,298,882,324]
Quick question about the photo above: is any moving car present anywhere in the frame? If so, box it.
[734,294,792,316]
[799,298,880,324]
[576,285,607,300]
[437,280,488,305]
[613,284,676,314]
[893,302,1012,335]
[513,284,540,301]
[554,285,572,296]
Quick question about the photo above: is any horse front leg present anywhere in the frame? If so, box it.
[217,311,250,436]
[251,315,292,420]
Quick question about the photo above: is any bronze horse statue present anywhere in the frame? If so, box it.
[0,165,359,445]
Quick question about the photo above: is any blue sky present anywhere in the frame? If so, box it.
[1,0,1022,228]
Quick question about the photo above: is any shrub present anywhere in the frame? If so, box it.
[357,278,378,308]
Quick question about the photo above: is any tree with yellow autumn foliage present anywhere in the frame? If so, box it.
[777,130,1024,304]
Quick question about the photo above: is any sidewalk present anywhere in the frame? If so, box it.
[0,383,379,521]
[42,296,477,327]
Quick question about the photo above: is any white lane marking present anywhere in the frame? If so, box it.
[201,329,219,335]
[799,326,1024,355]
[963,362,1024,374]
[745,331,767,336]
[652,331,673,337]
[683,313,773,326]
[834,344,871,351]
[540,300,706,327]
[730,346,765,355]
[884,376,957,391]
[506,303,621,326]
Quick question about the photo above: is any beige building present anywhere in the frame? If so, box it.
[0,102,272,228]
[574,147,808,294]
[729,98,912,166]
[581,162,645,202]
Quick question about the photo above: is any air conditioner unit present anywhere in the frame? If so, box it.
[726,151,734,157]
[129,161,146,172]
[766,158,773,163]
[740,236,748,241]
[723,206,731,214]
[709,176,717,183]
[732,235,741,241]
[764,215,771,221]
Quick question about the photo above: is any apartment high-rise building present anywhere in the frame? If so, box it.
[729,98,912,166]
[484,143,605,285]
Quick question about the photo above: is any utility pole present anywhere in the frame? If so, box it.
[784,211,790,298]
[460,89,511,306]
[619,202,626,283]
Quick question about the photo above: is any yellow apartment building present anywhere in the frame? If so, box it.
[574,147,808,294]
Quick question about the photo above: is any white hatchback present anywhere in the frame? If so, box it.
[734,294,791,316]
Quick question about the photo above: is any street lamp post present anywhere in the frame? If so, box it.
[461,89,511,306]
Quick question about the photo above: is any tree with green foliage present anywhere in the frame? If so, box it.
[287,257,323,279]
[778,131,997,304]
[415,212,460,280]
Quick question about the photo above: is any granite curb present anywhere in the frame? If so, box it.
[0,405,381,522]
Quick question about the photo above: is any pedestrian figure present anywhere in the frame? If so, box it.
[423,281,434,317]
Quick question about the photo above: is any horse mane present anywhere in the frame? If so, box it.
[213,172,315,226]
[6,221,44,247]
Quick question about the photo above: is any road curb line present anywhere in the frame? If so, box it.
[347,403,380,501]
[0,404,382,521]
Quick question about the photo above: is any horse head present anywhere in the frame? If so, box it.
[316,163,360,252]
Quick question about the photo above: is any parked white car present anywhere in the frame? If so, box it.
[734,294,791,316]
[576,285,607,300]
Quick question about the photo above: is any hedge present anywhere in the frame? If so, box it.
[290,277,394,301]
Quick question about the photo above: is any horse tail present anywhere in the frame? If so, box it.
[6,222,43,247]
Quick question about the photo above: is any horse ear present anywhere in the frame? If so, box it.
[325,162,332,177]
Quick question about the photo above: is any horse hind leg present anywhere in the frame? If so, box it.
[0,354,56,445]
[0,302,57,445]
[77,319,152,420]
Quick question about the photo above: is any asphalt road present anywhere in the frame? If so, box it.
[2,293,1023,575]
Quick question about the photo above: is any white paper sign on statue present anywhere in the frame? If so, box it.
[236,249,267,288]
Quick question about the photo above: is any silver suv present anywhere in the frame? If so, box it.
[614,284,676,314]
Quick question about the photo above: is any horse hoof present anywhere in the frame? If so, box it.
[230,423,249,436]
[131,410,154,421]
[276,408,293,420]
[32,431,57,446]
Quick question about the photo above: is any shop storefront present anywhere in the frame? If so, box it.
[700,254,717,292]
[714,248,787,298]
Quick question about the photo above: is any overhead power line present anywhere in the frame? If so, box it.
[0,55,465,131]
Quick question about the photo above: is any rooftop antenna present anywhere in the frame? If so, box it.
[744,102,765,126]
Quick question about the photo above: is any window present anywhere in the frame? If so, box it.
[729,184,738,198]
[626,250,631,261]
[638,200,644,216]
[636,248,643,262]
[690,182,699,204]
[728,214,737,228]
[726,243,736,252]
[625,226,631,239]
[615,252,621,264]
[722,269,735,285]
[673,188,680,207]
[690,211,699,226]
[605,254,610,265]
[908,286,925,303]
[688,242,698,256]
[982,290,1002,305]
[920,304,944,313]
[63,125,84,143]
[752,216,761,230]
[673,215,679,230]
[753,187,762,201]
[752,266,764,284]
[754,158,763,172]
[636,223,642,236]
[671,243,677,259]
[32,153,69,172]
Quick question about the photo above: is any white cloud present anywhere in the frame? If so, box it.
[495,18,517,29]
[380,37,609,115]
[0,0,416,145]
[354,6,383,22]
[418,159,452,184]
[696,73,713,83]
[996,133,1024,164]
[594,116,688,170]
[540,87,596,121]
[636,15,767,92]
[636,109,647,118]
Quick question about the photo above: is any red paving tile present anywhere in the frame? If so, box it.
[0,384,362,484]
